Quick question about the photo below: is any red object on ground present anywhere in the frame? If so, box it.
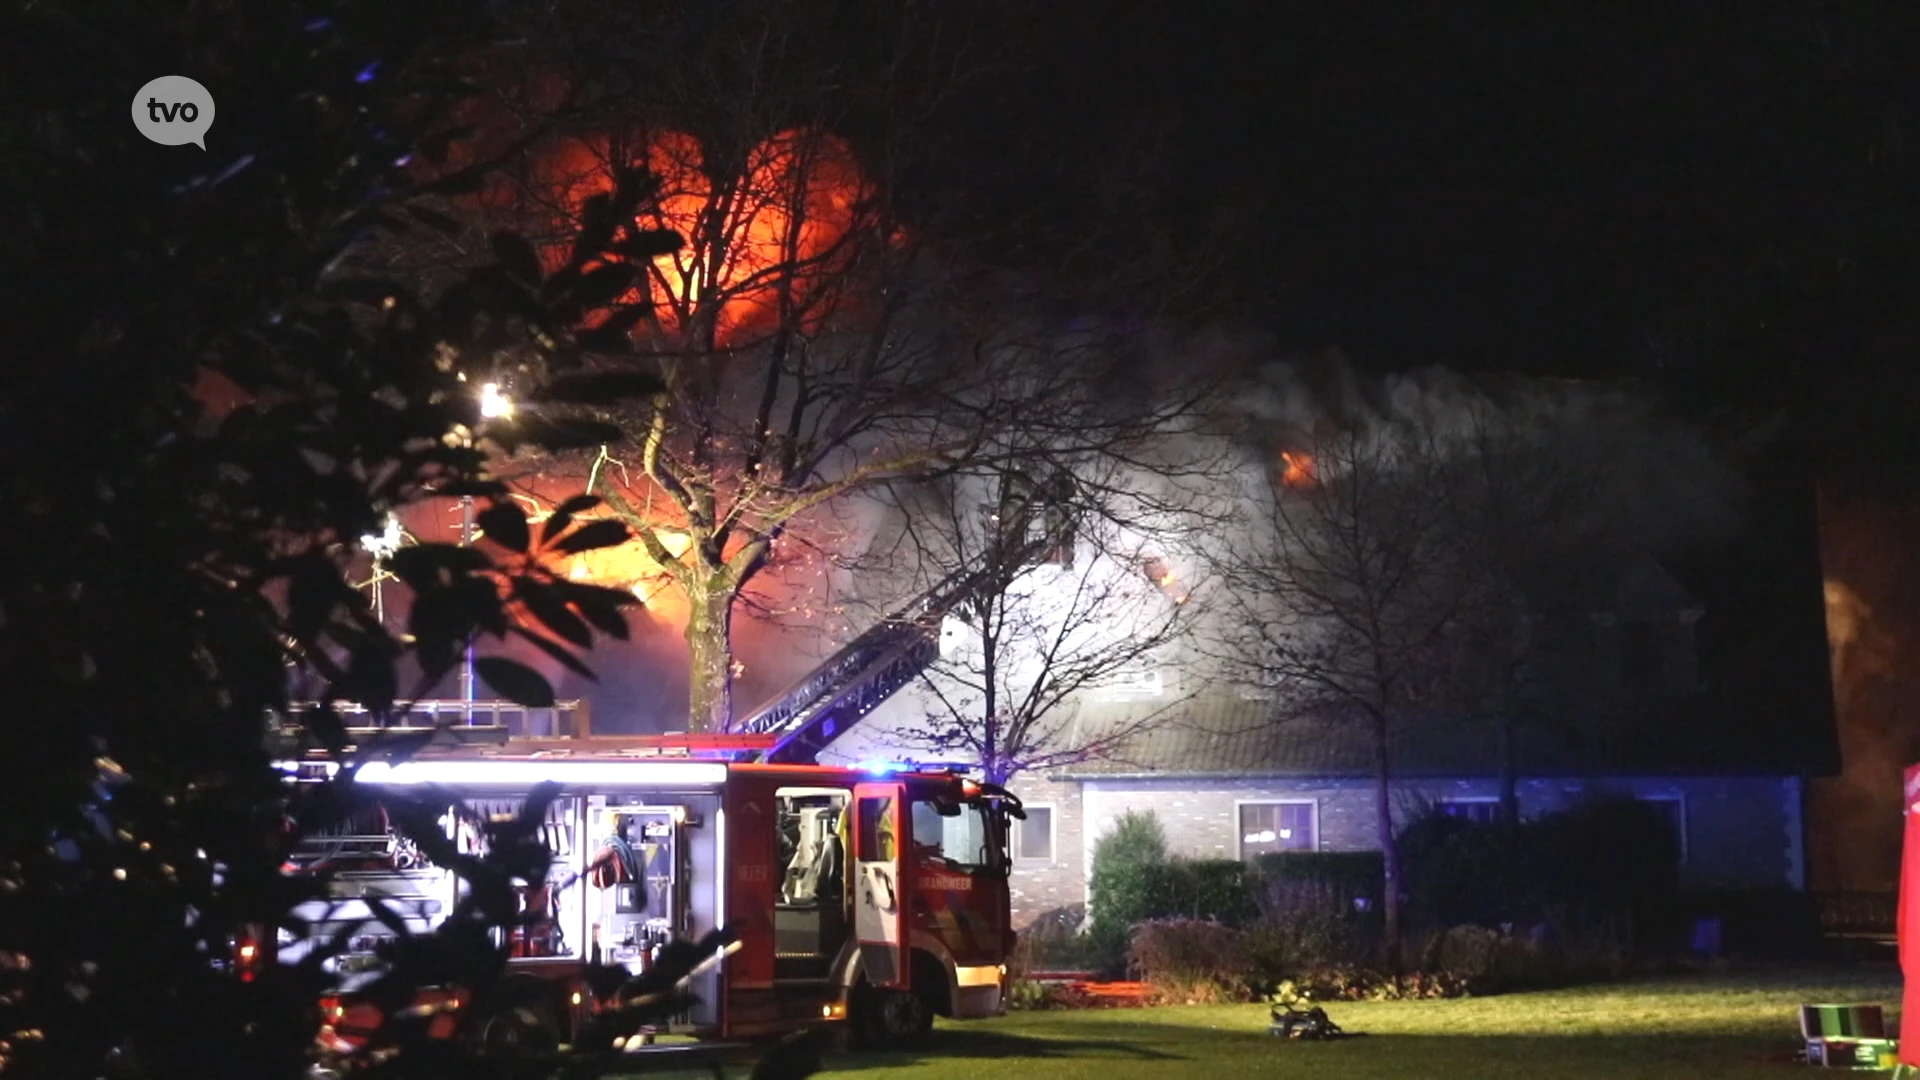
[1899,765,1920,1065]
[1071,981,1152,1002]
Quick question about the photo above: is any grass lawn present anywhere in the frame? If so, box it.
[815,965,1905,1080]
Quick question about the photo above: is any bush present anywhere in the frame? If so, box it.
[1252,851,1385,916]
[1405,820,1543,927]
[1275,966,1470,1002]
[1088,811,1171,963]
[1402,795,1683,948]
[1240,852,1385,981]
[1418,923,1555,992]
[1245,907,1369,983]
[1128,919,1256,1003]
[1089,811,1169,927]
[1533,795,1682,931]
[1130,859,1260,925]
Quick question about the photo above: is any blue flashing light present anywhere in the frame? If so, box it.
[855,759,981,778]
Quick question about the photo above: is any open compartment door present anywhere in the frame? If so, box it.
[852,782,909,991]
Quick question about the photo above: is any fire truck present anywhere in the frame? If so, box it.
[268,556,1033,1052]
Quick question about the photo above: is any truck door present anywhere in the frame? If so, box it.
[852,782,909,991]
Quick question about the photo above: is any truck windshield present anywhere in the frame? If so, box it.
[910,800,998,870]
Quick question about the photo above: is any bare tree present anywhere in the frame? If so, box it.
[1426,400,1604,825]
[1214,377,1744,966]
[1214,422,1470,967]
[383,2,1230,733]
[855,450,1218,783]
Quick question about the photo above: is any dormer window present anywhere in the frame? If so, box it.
[1593,610,1703,694]
[1100,646,1174,699]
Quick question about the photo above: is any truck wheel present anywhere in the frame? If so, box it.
[854,981,932,1049]
[479,1002,561,1054]
[472,976,564,1055]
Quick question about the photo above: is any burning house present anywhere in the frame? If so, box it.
[812,368,1837,927]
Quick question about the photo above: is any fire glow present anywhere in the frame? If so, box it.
[523,127,875,347]
[1280,451,1315,489]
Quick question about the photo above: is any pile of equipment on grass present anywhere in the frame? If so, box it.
[1796,1002,1898,1069]
[1269,1001,1359,1041]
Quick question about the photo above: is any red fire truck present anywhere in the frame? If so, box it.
[269,556,1033,1052]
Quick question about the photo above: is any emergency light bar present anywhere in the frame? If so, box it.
[296,760,729,787]
[855,759,975,776]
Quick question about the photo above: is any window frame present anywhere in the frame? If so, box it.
[1434,797,1504,825]
[1011,804,1056,865]
[1099,645,1172,700]
[1233,799,1319,859]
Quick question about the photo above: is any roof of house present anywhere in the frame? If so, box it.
[1051,694,1820,780]
[1520,554,1702,621]
[1055,475,1842,783]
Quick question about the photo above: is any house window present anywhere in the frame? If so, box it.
[1436,799,1502,825]
[1013,806,1055,864]
[1238,802,1316,858]
[1101,648,1168,698]
[1638,795,1688,861]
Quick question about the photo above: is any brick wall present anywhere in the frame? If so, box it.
[1004,776,1085,929]
[1053,773,1803,913]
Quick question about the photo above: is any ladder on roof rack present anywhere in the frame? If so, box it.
[739,536,1056,765]
[267,699,590,755]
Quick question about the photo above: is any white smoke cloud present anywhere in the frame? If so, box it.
[1221,351,1746,555]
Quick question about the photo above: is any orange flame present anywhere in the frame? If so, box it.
[519,127,874,348]
[1280,451,1315,489]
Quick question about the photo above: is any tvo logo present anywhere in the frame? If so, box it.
[131,76,216,149]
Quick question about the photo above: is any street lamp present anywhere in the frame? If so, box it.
[459,379,513,719]
[478,381,514,420]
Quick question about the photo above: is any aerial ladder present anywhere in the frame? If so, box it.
[734,474,1074,764]
[734,539,1048,765]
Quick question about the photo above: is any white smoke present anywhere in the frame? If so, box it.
[1222,350,1746,555]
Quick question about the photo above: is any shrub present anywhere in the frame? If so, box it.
[1418,923,1554,992]
[1245,907,1369,985]
[1275,965,1470,1002]
[1131,859,1260,925]
[1128,918,1256,1003]
[1533,795,1682,931]
[1177,859,1261,923]
[1088,811,1171,961]
[1005,978,1055,1011]
[1405,820,1543,927]
[1241,852,1384,981]
[1252,851,1386,917]
[1402,795,1683,948]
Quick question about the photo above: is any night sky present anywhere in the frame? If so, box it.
[998,5,1920,417]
